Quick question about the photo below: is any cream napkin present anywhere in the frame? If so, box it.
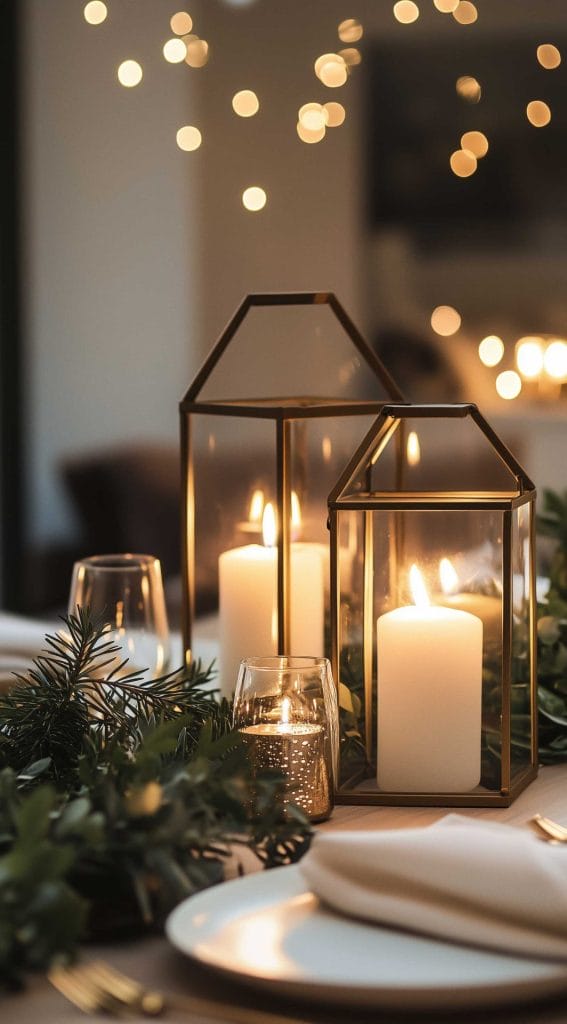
[300,815,567,960]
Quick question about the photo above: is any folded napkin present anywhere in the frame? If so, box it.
[300,815,567,961]
[0,612,52,693]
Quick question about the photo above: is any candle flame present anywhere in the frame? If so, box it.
[291,491,302,530]
[281,695,291,725]
[249,488,265,524]
[262,502,277,547]
[410,564,430,608]
[439,557,459,595]
[407,431,421,467]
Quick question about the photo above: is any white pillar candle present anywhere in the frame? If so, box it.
[377,565,483,793]
[219,506,324,698]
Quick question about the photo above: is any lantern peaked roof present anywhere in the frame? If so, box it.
[329,403,536,508]
[180,292,404,416]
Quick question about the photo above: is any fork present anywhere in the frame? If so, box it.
[49,960,312,1023]
[530,814,567,843]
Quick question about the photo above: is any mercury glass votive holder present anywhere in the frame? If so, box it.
[233,656,338,822]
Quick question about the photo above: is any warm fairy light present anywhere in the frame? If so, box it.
[433,0,459,11]
[450,148,477,177]
[410,565,430,608]
[460,131,488,158]
[163,37,187,63]
[262,503,276,547]
[84,1,107,25]
[232,90,259,117]
[176,125,202,151]
[297,121,326,144]
[291,491,302,532]
[516,338,544,379]
[339,47,362,66]
[393,1,420,24]
[317,55,348,88]
[439,558,459,596]
[431,305,461,336]
[242,186,267,211]
[280,695,291,726]
[185,37,209,67]
[170,11,193,35]
[526,100,551,127]
[249,489,265,523]
[406,431,421,467]
[117,60,143,87]
[537,44,561,70]
[456,76,481,103]
[453,1,478,24]
[544,340,567,381]
[478,335,504,367]
[496,370,522,400]
[324,102,346,127]
[338,18,363,43]
[298,103,327,131]
[322,436,333,462]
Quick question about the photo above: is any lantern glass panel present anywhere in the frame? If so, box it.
[197,303,392,403]
[511,499,535,781]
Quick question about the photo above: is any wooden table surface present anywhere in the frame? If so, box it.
[6,763,567,1024]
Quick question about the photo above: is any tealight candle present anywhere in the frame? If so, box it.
[377,564,483,793]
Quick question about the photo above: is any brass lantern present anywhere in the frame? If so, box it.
[328,403,537,806]
[180,292,403,697]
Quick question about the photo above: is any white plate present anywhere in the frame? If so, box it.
[166,865,567,1011]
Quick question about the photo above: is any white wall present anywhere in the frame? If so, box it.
[24,0,202,543]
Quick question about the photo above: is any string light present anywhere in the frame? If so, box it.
[232,90,259,117]
[324,102,346,127]
[453,1,478,24]
[526,100,551,127]
[496,371,522,400]
[460,131,488,158]
[537,44,561,69]
[176,125,202,151]
[450,149,477,177]
[544,341,567,380]
[393,1,420,24]
[163,38,187,63]
[84,1,107,25]
[117,60,143,87]
[431,306,461,336]
[478,336,504,367]
[456,76,481,103]
[516,338,544,379]
[338,18,363,43]
[170,12,193,35]
[242,186,267,211]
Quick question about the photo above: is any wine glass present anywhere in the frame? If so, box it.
[233,655,338,821]
[68,554,170,678]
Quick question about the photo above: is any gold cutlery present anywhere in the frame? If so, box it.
[49,960,311,1023]
[530,814,567,843]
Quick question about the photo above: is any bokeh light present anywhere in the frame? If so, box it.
[338,18,363,43]
[185,37,209,67]
[318,55,348,87]
[537,44,561,70]
[544,340,567,380]
[242,186,267,211]
[324,101,346,127]
[460,131,489,158]
[456,76,481,103]
[496,370,522,400]
[339,47,362,66]
[516,338,544,379]
[478,335,504,367]
[170,12,193,35]
[232,90,259,117]
[163,38,187,63]
[407,431,421,467]
[433,0,459,10]
[117,60,143,87]
[431,305,461,336]
[297,121,326,144]
[526,100,551,127]
[176,125,202,151]
[84,1,107,25]
[298,103,327,131]
[450,149,477,177]
[393,1,420,24]
[453,1,478,24]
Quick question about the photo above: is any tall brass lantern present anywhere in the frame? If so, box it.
[179,292,403,697]
[329,403,537,807]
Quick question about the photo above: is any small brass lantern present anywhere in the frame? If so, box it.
[180,292,403,696]
[329,403,537,806]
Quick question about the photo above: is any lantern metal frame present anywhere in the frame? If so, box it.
[328,403,538,807]
[180,291,404,664]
